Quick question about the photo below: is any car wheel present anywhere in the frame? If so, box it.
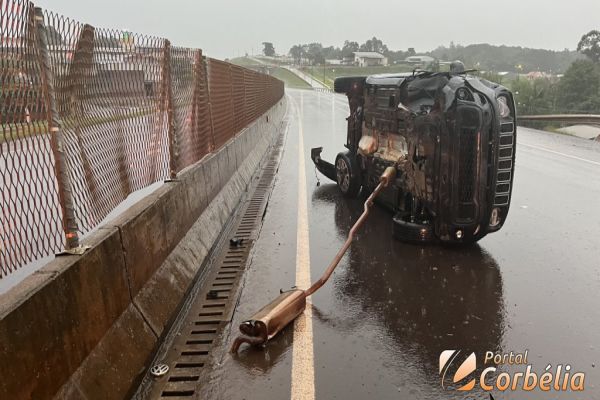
[335,152,361,197]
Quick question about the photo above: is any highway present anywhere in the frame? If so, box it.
[179,88,600,400]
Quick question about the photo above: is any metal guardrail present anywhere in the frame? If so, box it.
[313,87,334,93]
[0,0,284,277]
[519,114,600,125]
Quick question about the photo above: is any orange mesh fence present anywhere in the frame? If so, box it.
[0,0,284,278]
[0,0,64,272]
[207,58,234,149]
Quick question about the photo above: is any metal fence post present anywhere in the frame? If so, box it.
[67,24,106,210]
[162,39,177,179]
[33,7,80,250]
[204,59,216,152]
[192,49,202,160]
[228,64,235,139]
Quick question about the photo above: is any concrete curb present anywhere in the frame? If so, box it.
[0,97,288,400]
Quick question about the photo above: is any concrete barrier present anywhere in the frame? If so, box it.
[0,97,288,400]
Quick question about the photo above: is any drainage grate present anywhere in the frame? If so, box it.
[140,130,287,399]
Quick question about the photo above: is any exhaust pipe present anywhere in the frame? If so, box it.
[231,166,397,353]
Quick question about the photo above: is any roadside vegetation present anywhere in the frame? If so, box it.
[502,32,600,130]
[277,33,600,132]
[228,56,263,67]
[270,68,311,89]
[229,57,311,89]
[1,109,153,144]
[286,38,581,74]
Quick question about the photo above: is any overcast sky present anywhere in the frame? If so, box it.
[36,0,600,60]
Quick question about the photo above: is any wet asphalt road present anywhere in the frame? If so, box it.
[203,89,600,400]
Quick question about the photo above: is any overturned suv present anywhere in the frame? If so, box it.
[311,63,516,245]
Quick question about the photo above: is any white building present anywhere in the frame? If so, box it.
[405,55,435,64]
[353,52,388,67]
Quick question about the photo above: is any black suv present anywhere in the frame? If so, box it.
[311,65,517,244]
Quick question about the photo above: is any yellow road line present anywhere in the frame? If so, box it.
[290,92,316,400]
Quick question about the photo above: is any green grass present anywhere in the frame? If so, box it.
[229,56,264,67]
[301,65,415,88]
[253,56,286,66]
[1,109,152,144]
[229,58,311,89]
[271,67,311,89]
[1,121,48,143]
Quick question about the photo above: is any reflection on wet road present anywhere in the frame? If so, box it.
[204,89,600,400]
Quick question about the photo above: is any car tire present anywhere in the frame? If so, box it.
[335,152,361,198]
[392,212,436,243]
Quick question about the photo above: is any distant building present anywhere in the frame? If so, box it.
[526,71,551,80]
[405,55,435,64]
[325,59,342,65]
[342,55,355,65]
[353,52,388,67]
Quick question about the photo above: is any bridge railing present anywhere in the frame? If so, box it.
[0,0,284,278]
[519,114,600,125]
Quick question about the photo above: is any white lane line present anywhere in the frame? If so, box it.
[519,142,600,166]
[290,92,315,400]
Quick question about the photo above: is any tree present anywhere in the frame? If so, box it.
[511,76,556,116]
[577,30,600,62]
[359,37,388,54]
[289,44,304,65]
[557,59,600,112]
[262,42,275,57]
[426,43,580,72]
[341,40,359,58]
[407,48,416,57]
[322,46,341,60]
[306,43,324,65]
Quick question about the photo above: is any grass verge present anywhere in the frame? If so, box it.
[1,109,153,144]
[271,67,312,89]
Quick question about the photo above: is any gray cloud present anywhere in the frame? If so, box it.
[36,0,599,59]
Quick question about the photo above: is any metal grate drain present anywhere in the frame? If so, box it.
[139,130,287,399]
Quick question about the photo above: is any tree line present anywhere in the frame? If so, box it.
[262,37,583,73]
[286,38,417,66]
[264,37,415,66]
[499,30,600,124]
[429,42,581,74]
[263,31,600,118]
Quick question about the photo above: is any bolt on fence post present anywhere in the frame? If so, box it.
[162,39,177,179]
[33,7,80,250]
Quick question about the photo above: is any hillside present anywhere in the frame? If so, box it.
[427,43,583,73]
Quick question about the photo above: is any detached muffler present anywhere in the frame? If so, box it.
[231,166,397,353]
